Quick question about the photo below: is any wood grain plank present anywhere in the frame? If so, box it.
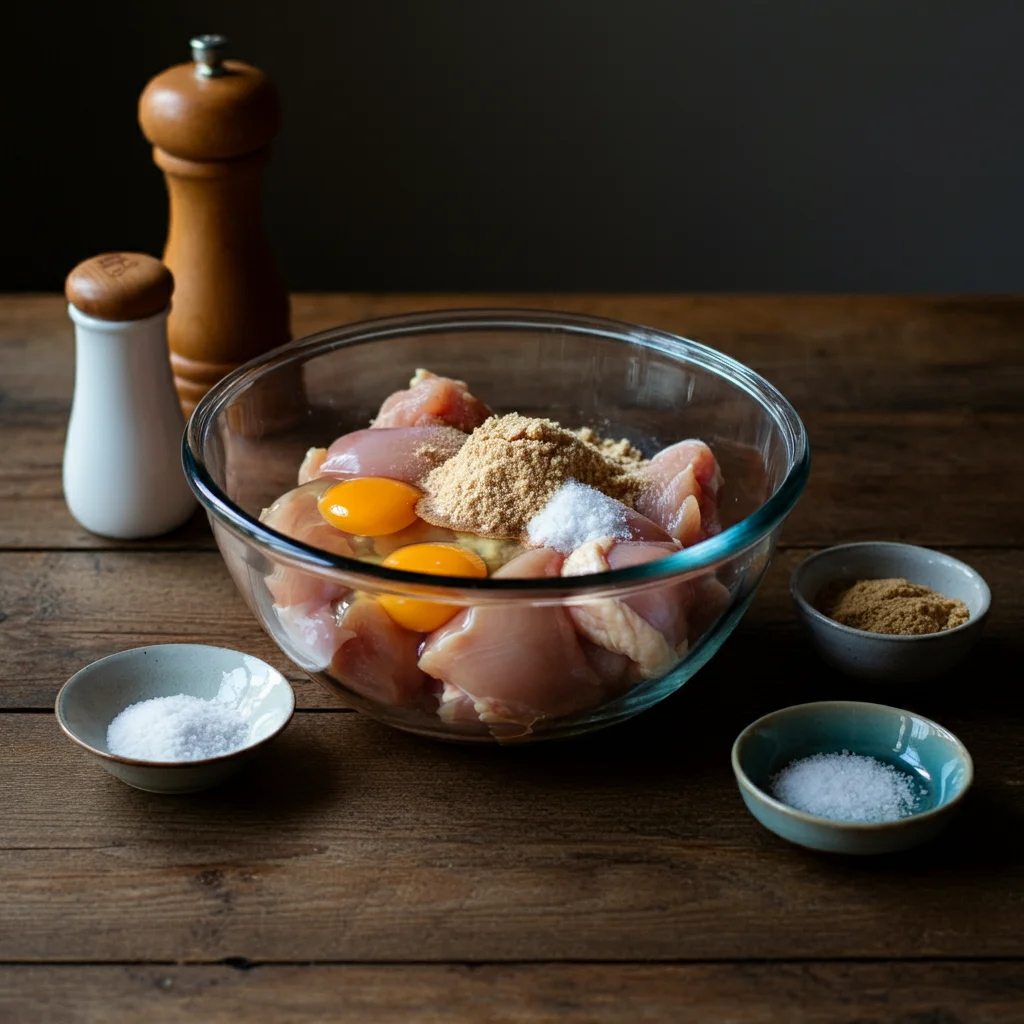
[3,295,1022,548]
[9,293,1024,407]
[2,962,1023,1024]
[0,550,330,708]
[0,547,1019,710]
[1,683,1021,963]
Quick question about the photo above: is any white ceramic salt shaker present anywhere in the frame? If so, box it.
[63,252,196,538]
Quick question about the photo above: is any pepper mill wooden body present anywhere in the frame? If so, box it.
[139,36,289,417]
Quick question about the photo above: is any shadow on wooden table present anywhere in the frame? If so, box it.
[205,721,348,817]
[89,717,348,837]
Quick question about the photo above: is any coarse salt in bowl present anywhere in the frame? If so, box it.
[184,309,809,744]
[106,693,250,762]
[731,700,974,854]
[56,644,295,793]
[769,750,922,824]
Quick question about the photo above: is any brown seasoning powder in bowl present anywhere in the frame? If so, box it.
[819,577,970,636]
[417,413,647,539]
[573,427,647,465]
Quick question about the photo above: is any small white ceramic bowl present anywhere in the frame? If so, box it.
[790,542,990,683]
[55,644,295,793]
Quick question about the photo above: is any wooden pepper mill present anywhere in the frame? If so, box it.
[139,35,290,417]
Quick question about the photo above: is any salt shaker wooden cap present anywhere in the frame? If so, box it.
[64,253,196,539]
[139,35,290,416]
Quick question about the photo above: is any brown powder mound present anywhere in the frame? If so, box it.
[417,413,647,539]
[819,577,970,636]
[573,428,646,466]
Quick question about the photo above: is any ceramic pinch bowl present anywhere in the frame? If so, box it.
[55,644,295,794]
[731,700,973,855]
[790,542,990,683]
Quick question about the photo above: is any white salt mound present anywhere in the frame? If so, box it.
[106,694,249,762]
[770,750,921,824]
[527,479,632,554]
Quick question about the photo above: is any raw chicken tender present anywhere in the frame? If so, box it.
[315,426,467,485]
[329,597,428,707]
[372,369,493,432]
[637,440,723,546]
[418,548,604,737]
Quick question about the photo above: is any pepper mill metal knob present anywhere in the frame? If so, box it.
[138,35,289,417]
[191,33,229,78]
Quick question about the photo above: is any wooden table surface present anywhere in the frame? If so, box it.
[2,294,1022,1022]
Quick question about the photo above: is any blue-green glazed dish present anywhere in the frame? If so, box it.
[731,701,973,854]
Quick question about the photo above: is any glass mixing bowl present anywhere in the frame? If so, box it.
[184,310,809,743]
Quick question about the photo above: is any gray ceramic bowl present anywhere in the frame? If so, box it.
[55,644,295,794]
[790,542,990,683]
[731,700,973,854]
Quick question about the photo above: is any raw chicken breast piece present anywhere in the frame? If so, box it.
[678,573,732,642]
[495,547,566,577]
[637,439,723,546]
[605,540,690,650]
[329,597,428,707]
[298,447,328,485]
[372,369,493,432]
[316,426,467,484]
[563,539,680,679]
[580,639,636,695]
[619,505,674,543]
[563,539,728,680]
[260,481,354,607]
[273,600,343,672]
[605,541,730,649]
[418,548,604,736]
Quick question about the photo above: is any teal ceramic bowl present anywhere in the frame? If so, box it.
[731,701,973,854]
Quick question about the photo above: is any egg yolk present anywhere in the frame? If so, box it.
[378,543,488,632]
[317,478,421,537]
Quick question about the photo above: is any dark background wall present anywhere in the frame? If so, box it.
[7,1,1023,292]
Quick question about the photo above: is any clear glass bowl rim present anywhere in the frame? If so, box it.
[184,308,810,600]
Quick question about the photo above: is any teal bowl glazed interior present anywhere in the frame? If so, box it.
[184,309,809,743]
[732,701,973,854]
